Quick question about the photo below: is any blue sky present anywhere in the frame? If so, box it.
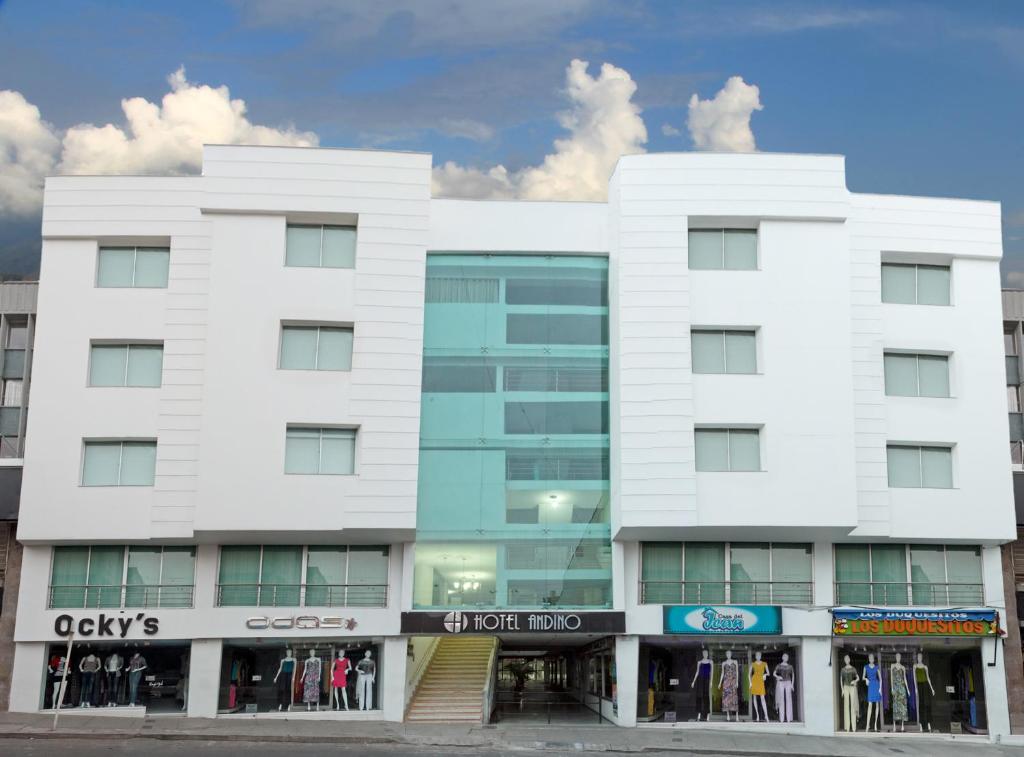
[1,0,1022,280]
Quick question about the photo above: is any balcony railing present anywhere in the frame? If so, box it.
[48,584,194,609]
[834,582,984,606]
[639,581,813,605]
[215,583,388,608]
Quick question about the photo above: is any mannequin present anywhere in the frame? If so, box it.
[273,648,297,711]
[47,654,67,709]
[749,651,769,722]
[355,650,376,710]
[839,654,860,732]
[104,653,123,707]
[690,649,713,721]
[717,650,739,721]
[78,653,100,707]
[332,652,353,711]
[302,648,322,711]
[913,652,935,732]
[773,653,795,723]
[862,653,882,732]
[890,653,910,732]
[127,653,147,707]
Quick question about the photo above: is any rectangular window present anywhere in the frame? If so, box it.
[422,363,497,392]
[691,330,756,374]
[695,428,760,471]
[504,401,608,435]
[2,379,22,406]
[279,326,353,371]
[505,277,607,306]
[883,353,949,397]
[688,229,757,270]
[1006,327,1018,357]
[284,427,355,474]
[505,449,609,481]
[837,544,982,606]
[886,444,953,488]
[82,441,157,486]
[97,247,170,288]
[89,344,163,387]
[424,276,499,303]
[49,545,126,609]
[285,225,356,268]
[881,263,951,305]
[641,543,683,603]
[685,542,726,603]
[503,364,607,392]
[506,314,608,346]
[124,546,195,608]
[6,322,28,349]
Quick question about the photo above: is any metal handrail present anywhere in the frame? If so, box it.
[214,583,388,607]
[48,584,194,609]
[639,580,813,605]
[834,581,984,606]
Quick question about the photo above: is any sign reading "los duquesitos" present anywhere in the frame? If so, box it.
[832,609,1000,637]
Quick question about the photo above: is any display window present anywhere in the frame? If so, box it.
[219,638,381,713]
[638,638,801,724]
[833,641,987,734]
[43,640,189,712]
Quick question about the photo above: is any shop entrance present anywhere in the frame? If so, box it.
[43,640,189,713]
[832,639,988,734]
[492,636,614,725]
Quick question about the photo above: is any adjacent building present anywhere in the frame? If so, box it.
[7,146,1016,739]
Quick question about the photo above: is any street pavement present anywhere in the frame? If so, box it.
[0,712,1023,756]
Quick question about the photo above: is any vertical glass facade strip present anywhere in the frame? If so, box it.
[414,254,611,609]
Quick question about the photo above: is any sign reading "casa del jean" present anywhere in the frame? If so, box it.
[401,611,625,634]
[663,605,783,635]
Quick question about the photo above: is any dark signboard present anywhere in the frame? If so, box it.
[401,611,625,635]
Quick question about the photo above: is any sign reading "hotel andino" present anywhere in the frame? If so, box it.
[832,609,999,637]
[400,611,625,634]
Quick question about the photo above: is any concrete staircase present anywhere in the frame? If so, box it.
[406,636,497,723]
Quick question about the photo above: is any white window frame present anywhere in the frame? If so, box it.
[882,351,951,398]
[881,262,952,306]
[691,328,758,374]
[284,426,357,475]
[96,247,170,288]
[279,325,353,371]
[284,224,357,268]
[81,439,157,487]
[694,427,762,472]
[885,443,954,489]
[89,343,164,387]
[687,228,759,271]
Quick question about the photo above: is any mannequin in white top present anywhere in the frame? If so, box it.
[717,650,739,721]
[355,650,376,710]
[913,653,935,732]
[104,653,123,707]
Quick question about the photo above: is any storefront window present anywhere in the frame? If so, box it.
[833,643,987,733]
[638,640,801,723]
[219,639,381,713]
[43,641,189,712]
[217,545,389,607]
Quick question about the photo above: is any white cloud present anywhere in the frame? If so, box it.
[433,59,647,201]
[0,90,60,216]
[661,123,682,137]
[687,75,763,152]
[437,118,495,142]
[60,67,317,175]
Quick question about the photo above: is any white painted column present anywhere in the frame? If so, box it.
[813,541,834,607]
[9,641,46,712]
[982,636,1011,740]
[187,638,222,718]
[614,635,639,727]
[382,636,408,722]
[800,636,835,736]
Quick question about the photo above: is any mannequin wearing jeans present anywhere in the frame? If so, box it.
[128,653,147,707]
[839,655,860,732]
[773,654,795,723]
[104,653,123,707]
[690,650,713,721]
[79,654,100,707]
[355,651,376,710]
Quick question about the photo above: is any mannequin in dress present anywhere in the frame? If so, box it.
[273,647,297,711]
[773,653,795,723]
[332,652,352,711]
[78,653,100,707]
[302,648,322,711]
[690,649,713,721]
[104,653,123,707]
[127,653,147,707]
[355,650,376,710]
[839,654,860,732]
[749,651,769,722]
[890,653,910,732]
[717,650,739,721]
[913,652,935,732]
[862,653,882,732]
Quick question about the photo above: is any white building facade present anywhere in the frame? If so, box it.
[8,146,1015,739]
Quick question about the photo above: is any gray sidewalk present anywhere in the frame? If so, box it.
[0,712,1023,756]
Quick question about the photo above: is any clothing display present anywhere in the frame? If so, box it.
[302,657,321,704]
[891,666,909,722]
[695,658,712,719]
[356,656,376,710]
[332,657,352,688]
[840,665,859,729]
[915,667,931,724]
[750,660,768,696]
[721,661,738,712]
[774,662,794,722]
[864,664,881,703]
